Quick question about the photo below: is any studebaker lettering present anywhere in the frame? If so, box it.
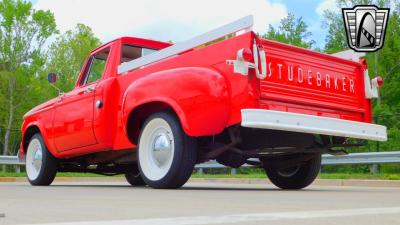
[265,62,356,93]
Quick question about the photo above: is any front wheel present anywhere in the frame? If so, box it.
[26,133,58,186]
[263,153,321,189]
[137,112,197,189]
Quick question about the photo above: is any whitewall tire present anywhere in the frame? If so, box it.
[138,112,197,189]
[26,134,57,186]
[125,163,146,186]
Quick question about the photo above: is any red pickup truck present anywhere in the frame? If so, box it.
[20,16,386,189]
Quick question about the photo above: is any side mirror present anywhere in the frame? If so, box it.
[48,73,57,84]
[47,72,63,96]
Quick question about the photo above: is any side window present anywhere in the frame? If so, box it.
[81,47,110,86]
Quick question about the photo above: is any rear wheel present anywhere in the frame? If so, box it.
[26,134,58,186]
[125,164,146,186]
[263,153,321,189]
[137,112,197,189]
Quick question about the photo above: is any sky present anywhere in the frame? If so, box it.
[28,0,337,49]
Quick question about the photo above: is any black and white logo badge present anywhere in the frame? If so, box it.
[342,5,389,52]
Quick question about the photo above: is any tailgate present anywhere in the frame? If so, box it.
[256,38,370,123]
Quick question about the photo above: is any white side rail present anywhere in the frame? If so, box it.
[118,15,254,74]
[3,152,400,166]
[241,109,387,142]
[0,156,25,165]
[331,49,365,62]
[195,152,400,169]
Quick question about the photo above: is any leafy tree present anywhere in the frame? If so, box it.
[322,10,348,54]
[46,24,101,92]
[368,11,400,111]
[322,0,400,173]
[0,0,57,157]
[263,13,315,49]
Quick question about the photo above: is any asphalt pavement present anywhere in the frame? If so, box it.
[0,180,399,225]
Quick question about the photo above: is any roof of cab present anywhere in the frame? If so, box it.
[91,36,172,53]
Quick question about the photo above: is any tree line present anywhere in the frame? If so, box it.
[0,0,399,168]
[0,0,100,156]
[264,0,400,173]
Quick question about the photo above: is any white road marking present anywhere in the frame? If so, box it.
[27,207,400,225]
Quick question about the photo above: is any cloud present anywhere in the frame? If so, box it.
[33,0,287,43]
[316,0,338,17]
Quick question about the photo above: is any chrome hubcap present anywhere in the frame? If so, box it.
[152,132,172,168]
[26,139,43,180]
[33,148,43,172]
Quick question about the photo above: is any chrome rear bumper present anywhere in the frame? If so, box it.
[241,109,387,142]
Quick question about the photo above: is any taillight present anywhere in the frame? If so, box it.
[377,76,383,87]
[237,48,253,62]
[372,76,383,88]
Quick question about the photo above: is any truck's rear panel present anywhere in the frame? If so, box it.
[256,37,371,123]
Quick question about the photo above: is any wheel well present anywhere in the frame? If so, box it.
[126,102,179,145]
[23,125,41,153]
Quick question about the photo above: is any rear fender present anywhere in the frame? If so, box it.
[122,67,230,137]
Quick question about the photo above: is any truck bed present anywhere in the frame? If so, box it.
[256,37,371,123]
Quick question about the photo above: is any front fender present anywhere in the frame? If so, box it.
[21,120,52,155]
[122,67,230,136]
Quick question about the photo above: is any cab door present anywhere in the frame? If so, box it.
[53,47,111,152]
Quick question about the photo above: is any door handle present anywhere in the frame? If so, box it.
[84,87,95,93]
[96,100,103,109]
[56,95,64,104]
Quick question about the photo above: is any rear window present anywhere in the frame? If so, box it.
[120,44,157,64]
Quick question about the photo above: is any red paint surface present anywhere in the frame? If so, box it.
[20,32,373,159]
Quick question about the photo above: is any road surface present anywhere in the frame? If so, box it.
[0,180,399,225]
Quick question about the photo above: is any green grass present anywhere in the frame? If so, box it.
[192,173,400,180]
[0,172,26,177]
[319,173,400,180]
[1,172,399,180]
